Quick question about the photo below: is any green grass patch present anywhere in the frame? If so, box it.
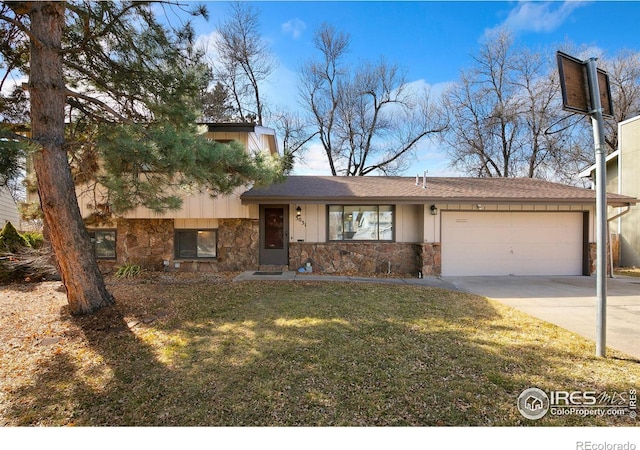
[1,281,637,426]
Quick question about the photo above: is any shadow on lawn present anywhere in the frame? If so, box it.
[4,282,637,426]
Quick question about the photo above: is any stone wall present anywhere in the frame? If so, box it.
[116,218,174,271]
[588,242,611,276]
[289,242,421,275]
[96,218,259,273]
[216,218,259,271]
[419,243,441,277]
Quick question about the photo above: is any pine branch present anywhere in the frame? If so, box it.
[65,88,135,124]
[0,11,42,48]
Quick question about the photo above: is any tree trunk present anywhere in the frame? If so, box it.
[29,2,114,315]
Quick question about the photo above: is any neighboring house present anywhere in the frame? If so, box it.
[579,115,640,267]
[0,185,21,230]
[72,122,636,277]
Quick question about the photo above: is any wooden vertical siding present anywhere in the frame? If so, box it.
[0,187,20,229]
[619,116,640,266]
[76,128,270,221]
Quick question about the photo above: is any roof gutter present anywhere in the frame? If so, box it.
[607,205,633,279]
[608,205,632,223]
[241,196,637,206]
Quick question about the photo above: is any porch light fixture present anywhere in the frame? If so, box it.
[430,205,438,215]
[296,206,306,226]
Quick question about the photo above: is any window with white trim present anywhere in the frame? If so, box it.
[328,205,394,241]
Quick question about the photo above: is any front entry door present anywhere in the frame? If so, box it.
[259,205,289,266]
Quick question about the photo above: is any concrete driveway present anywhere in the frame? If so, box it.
[444,275,640,360]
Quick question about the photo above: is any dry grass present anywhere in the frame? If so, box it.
[615,267,640,277]
[1,273,638,426]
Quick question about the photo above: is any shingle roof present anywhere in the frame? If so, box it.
[241,176,637,206]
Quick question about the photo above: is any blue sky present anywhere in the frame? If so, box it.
[159,1,640,175]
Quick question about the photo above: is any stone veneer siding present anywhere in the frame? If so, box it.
[588,242,610,276]
[420,243,442,277]
[215,218,259,271]
[115,218,174,271]
[99,218,259,273]
[289,242,424,275]
[102,221,596,276]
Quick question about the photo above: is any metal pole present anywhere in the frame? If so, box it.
[586,58,608,358]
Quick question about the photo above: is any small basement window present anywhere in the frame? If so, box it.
[175,229,217,259]
[88,230,117,259]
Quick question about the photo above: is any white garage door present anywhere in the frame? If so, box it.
[441,212,584,276]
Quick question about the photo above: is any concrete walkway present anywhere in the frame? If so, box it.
[233,270,460,290]
[445,275,640,360]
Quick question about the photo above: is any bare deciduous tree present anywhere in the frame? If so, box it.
[443,29,591,182]
[270,110,316,174]
[214,2,275,125]
[300,23,446,176]
[600,50,640,151]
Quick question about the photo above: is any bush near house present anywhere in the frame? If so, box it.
[0,221,29,252]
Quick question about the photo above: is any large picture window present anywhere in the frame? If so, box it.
[88,230,116,259]
[328,205,394,241]
[175,229,218,259]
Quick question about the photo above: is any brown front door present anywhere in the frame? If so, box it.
[259,205,289,266]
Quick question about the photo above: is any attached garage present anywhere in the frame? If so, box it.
[243,176,637,277]
[441,211,585,276]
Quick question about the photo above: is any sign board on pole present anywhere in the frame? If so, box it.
[557,51,612,358]
[557,51,614,118]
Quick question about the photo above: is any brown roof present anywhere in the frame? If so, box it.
[241,176,637,207]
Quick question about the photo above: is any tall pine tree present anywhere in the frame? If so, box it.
[0,2,282,315]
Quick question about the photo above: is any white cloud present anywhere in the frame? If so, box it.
[496,1,590,34]
[291,142,333,176]
[195,30,222,66]
[403,79,455,100]
[290,138,459,177]
[282,18,307,40]
[408,139,460,177]
[0,73,27,96]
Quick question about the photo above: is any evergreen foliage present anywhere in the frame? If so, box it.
[202,82,237,122]
[0,1,283,313]
[1,1,284,219]
[0,221,29,253]
[20,231,43,249]
[0,124,28,189]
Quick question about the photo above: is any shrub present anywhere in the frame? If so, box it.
[0,222,29,252]
[114,262,143,279]
[20,231,44,249]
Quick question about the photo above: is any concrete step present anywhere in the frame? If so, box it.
[257,265,289,272]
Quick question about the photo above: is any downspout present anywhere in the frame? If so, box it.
[607,205,632,278]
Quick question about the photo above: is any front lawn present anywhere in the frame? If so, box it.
[0,276,637,426]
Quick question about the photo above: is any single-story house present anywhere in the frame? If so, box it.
[241,175,635,276]
[76,122,637,277]
[579,114,640,267]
